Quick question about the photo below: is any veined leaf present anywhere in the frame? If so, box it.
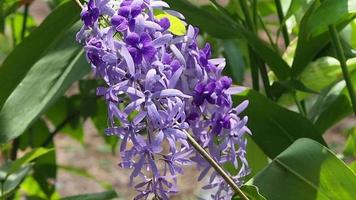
[233,89,326,158]
[0,22,89,144]
[251,138,356,200]
[0,0,80,109]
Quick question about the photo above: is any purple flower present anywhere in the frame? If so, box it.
[81,0,99,27]
[77,0,251,199]
[111,1,143,31]
[126,32,156,63]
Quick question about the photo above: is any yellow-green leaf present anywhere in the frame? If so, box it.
[155,10,186,36]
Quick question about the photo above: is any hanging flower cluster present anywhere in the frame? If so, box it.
[77,0,251,199]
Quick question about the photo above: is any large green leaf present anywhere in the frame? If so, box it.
[251,138,356,200]
[0,22,89,144]
[234,89,326,158]
[165,0,291,80]
[0,0,80,109]
[291,0,356,77]
[60,190,118,200]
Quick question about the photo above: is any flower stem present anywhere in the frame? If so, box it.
[329,25,356,116]
[185,132,249,200]
[274,0,289,47]
[20,3,30,40]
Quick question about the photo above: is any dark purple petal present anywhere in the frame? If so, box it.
[142,45,156,61]
[130,5,142,18]
[119,6,130,17]
[125,32,140,46]
[140,32,152,45]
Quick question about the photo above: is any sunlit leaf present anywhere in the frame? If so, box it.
[251,138,356,200]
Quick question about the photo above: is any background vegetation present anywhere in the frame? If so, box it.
[0,0,355,199]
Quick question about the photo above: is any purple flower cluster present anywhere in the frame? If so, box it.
[77,0,251,199]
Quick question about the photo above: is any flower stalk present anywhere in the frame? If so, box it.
[185,132,249,200]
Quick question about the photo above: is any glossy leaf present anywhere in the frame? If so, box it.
[0,165,31,197]
[251,138,356,200]
[292,0,356,77]
[61,190,118,200]
[233,89,326,158]
[0,23,89,144]
[0,0,80,109]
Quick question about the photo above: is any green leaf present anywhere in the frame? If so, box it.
[284,0,311,21]
[310,81,352,133]
[19,119,50,150]
[33,148,57,198]
[307,0,356,37]
[19,176,61,200]
[233,185,266,200]
[233,89,326,158]
[245,136,268,179]
[349,162,356,173]
[60,190,118,200]
[7,148,53,176]
[165,0,291,80]
[0,165,31,197]
[0,0,80,109]
[2,0,21,18]
[311,66,356,133]
[251,138,356,200]
[223,40,246,84]
[154,10,186,36]
[344,127,356,156]
[291,0,356,77]
[5,11,37,43]
[300,57,356,93]
[0,23,89,144]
